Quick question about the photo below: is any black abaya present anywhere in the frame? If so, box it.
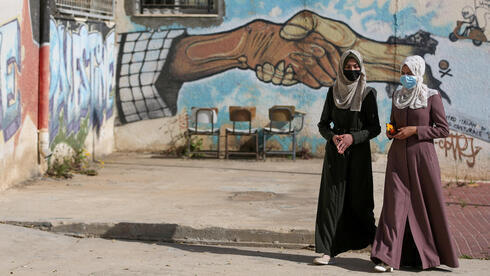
[315,86,381,256]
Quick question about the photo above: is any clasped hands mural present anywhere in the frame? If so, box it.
[117,10,443,124]
[171,11,422,88]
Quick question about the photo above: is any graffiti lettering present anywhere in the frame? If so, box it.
[446,114,489,142]
[49,18,114,144]
[0,20,21,142]
[437,132,482,168]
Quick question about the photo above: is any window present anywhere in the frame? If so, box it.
[55,0,114,20]
[139,0,217,16]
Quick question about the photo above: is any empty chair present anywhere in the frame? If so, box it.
[187,107,220,158]
[263,105,300,160]
[225,106,259,160]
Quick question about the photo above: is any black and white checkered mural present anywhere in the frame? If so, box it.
[116,29,185,124]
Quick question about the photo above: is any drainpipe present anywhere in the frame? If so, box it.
[38,47,50,158]
[38,0,51,159]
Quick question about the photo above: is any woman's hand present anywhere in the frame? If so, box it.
[332,135,341,147]
[393,126,417,140]
[337,134,353,154]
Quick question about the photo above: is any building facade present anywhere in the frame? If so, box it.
[114,0,489,180]
[0,0,115,190]
[1,0,488,189]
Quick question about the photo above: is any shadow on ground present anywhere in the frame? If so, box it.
[115,239,381,273]
[162,242,314,264]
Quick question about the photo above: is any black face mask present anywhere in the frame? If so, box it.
[343,69,361,81]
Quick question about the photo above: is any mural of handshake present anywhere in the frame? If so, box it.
[170,10,417,88]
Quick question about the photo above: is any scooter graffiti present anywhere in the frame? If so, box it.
[0,20,21,142]
[49,18,115,145]
[449,1,489,46]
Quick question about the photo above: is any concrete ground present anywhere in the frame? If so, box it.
[0,152,386,245]
[0,152,488,274]
[1,223,488,275]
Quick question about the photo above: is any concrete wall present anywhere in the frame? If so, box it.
[114,0,489,180]
[49,17,116,160]
[0,0,117,190]
[0,0,41,190]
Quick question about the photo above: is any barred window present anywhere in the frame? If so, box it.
[139,0,217,15]
[55,0,114,20]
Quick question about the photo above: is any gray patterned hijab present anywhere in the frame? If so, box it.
[332,49,368,112]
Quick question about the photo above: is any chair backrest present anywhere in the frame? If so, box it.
[191,107,218,124]
[269,105,295,122]
[229,106,256,122]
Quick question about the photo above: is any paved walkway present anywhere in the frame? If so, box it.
[0,152,384,246]
[443,182,490,259]
[0,152,488,262]
[1,223,488,275]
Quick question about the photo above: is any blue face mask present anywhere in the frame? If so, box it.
[400,75,417,89]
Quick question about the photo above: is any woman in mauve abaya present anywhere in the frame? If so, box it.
[371,55,459,272]
[313,49,380,265]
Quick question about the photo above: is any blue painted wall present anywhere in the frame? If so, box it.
[49,18,115,150]
[115,0,489,157]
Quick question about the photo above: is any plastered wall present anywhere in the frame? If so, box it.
[0,0,41,190]
[0,0,117,190]
[48,17,116,160]
[111,0,488,180]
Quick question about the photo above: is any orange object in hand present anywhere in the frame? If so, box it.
[386,123,396,135]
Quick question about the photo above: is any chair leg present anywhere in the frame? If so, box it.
[225,131,228,159]
[255,133,259,160]
[217,132,220,159]
[292,133,296,161]
[262,132,266,161]
[187,132,192,158]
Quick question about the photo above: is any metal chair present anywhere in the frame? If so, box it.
[186,107,220,158]
[263,105,304,161]
[225,106,259,160]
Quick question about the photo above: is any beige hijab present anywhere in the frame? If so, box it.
[332,49,368,112]
[393,55,438,109]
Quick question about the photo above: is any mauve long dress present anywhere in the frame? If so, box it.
[371,93,459,269]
